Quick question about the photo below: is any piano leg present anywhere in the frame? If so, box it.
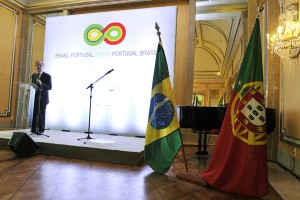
[196,130,208,156]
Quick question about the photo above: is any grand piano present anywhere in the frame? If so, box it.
[177,106,276,155]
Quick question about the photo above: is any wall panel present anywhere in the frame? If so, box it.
[30,20,45,74]
[0,2,18,117]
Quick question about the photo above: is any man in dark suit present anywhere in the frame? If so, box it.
[31,60,52,134]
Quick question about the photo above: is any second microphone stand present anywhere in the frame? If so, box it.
[77,69,113,144]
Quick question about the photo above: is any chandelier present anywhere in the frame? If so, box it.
[267,0,300,59]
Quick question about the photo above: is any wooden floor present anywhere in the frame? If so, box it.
[0,145,299,200]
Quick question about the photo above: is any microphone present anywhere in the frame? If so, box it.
[106,69,114,74]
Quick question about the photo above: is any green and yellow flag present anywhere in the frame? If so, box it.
[144,42,182,174]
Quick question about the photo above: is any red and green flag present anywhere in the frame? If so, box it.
[201,18,268,197]
[144,42,182,174]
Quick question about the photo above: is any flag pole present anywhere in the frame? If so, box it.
[257,2,264,18]
[180,138,189,172]
[155,22,189,173]
[155,22,208,187]
[155,22,162,42]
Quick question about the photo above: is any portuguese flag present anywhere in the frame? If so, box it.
[144,42,182,174]
[201,18,268,196]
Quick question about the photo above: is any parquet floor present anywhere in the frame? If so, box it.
[0,145,299,200]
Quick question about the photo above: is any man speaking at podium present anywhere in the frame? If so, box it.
[31,60,52,134]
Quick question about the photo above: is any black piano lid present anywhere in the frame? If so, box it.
[177,105,276,133]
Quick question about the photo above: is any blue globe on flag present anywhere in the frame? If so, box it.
[148,93,174,130]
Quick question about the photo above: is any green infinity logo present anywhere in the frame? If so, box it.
[84,22,126,46]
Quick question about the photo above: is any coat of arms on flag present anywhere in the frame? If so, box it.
[232,83,267,145]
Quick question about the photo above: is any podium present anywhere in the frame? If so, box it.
[15,83,35,129]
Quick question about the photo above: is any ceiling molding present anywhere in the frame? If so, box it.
[9,0,173,14]
[194,1,246,84]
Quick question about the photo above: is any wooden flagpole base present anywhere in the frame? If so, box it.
[176,172,208,187]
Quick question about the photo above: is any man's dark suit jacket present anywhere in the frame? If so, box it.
[35,72,52,105]
[31,71,52,133]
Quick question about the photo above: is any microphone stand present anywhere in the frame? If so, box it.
[78,69,114,144]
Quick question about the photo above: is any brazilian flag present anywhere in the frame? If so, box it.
[144,42,182,174]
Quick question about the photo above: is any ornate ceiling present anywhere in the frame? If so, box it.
[194,0,248,84]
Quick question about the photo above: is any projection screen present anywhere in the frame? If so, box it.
[43,6,177,136]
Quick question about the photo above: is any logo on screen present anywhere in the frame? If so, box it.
[84,22,126,46]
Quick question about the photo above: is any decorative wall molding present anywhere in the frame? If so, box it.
[0,2,19,117]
